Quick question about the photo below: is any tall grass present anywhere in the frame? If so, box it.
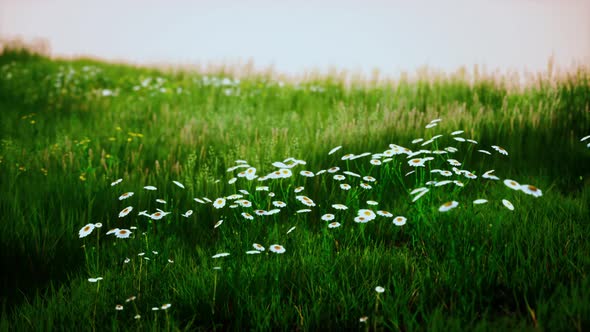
[1,47,589,331]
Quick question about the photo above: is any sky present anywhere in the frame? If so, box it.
[1,0,589,76]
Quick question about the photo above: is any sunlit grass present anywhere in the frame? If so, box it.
[1,47,590,331]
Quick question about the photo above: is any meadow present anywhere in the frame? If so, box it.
[1,47,589,331]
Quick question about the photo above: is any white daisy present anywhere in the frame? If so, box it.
[79,223,95,238]
[144,186,157,190]
[412,189,429,202]
[473,199,488,204]
[332,203,348,210]
[296,195,316,207]
[425,122,437,129]
[344,171,361,178]
[354,216,369,223]
[477,149,491,155]
[214,220,223,228]
[375,286,385,293]
[253,243,265,251]
[315,169,327,175]
[502,199,514,210]
[172,180,185,188]
[246,250,261,255]
[340,183,351,190]
[161,303,172,310]
[466,139,478,144]
[439,201,459,212]
[453,180,464,187]
[202,197,212,203]
[119,206,133,218]
[520,184,542,197]
[297,209,312,213]
[393,216,407,226]
[377,210,393,217]
[228,177,237,184]
[503,179,521,190]
[273,201,287,208]
[156,198,167,204]
[194,198,205,204]
[407,158,428,167]
[451,130,464,136]
[236,199,252,207]
[115,229,132,239]
[362,175,376,182]
[150,211,164,220]
[328,146,342,155]
[370,159,382,165]
[360,183,372,189]
[115,304,124,311]
[447,159,461,166]
[341,153,355,160]
[118,192,134,200]
[212,252,230,258]
[106,228,119,235]
[294,186,305,193]
[453,137,466,142]
[321,214,335,221]
[327,167,340,173]
[111,178,123,186]
[492,145,508,155]
[269,244,286,254]
[241,212,254,220]
[300,170,315,177]
[287,226,296,234]
[581,135,590,142]
[182,210,193,217]
[482,170,500,180]
[357,209,376,221]
[328,222,341,228]
[412,138,424,144]
[333,174,346,181]
[367,200,379,206]
[213,198,226,209]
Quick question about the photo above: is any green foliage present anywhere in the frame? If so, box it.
[1,51,589,331]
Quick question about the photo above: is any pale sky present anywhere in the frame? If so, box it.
[1,0,589,76]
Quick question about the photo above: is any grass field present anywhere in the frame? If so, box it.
[1,47,590,331]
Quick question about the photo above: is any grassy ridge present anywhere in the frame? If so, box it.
[1,49,590,331]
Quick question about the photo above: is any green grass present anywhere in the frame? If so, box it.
[1,47,589,331]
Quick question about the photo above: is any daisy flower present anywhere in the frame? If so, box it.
[440,170,453,177]
[125,296,136,303]
[254,209,267,216]
[341,153,355,160]
[214,220,223,228]
[115,304,124,311]
[194,198,205,204]
[300,170,315,177]
[172,180,185,188]
[447,159,461,166]
[111,178,123,186]
[246,250,261,255]
[360,316,368,323]
[182,210,193,217]
[134,315,141,320]
[161,303,172,310]
[405,170,416,176]
[202,197,212,203]
[150,211,164,220]
[434,180,452,187]
[445,146,459,153]
[453,137,466,142]
[212,253,230,258]
[357,209,376,221]
[520,184,542,197]
[332,203,348,210]
[238,189,250,195]
[377,210,393,217]
[94,222,102,228]
[106,228,119,235]
[79,223,95,238]
[454,180,464,187]
[581,135,590,142]
[492,145,508,155]
[412,138,424,144]
[393,216,407,226]
[425,122,437,129]
[118,192,134,200]
[115,229,132,239]
[477,149,491,155]
[256,186,269,191]
[360,183,372,189]
[367,200,379,206]
[297,209,312,213]
[213,198,226,209]
[410,187,428,195]
[370,159,382,165]
[503,179,521,190]
[273,201,287,208]
[296,195,316,207]
[253,243,265,251]
[328,222,341,228]
[321,214,335,221]
[467,139,478,144]
[328,146,342,155]
[88,277,103,282]
[267,209,281,215]
[327,167,340,173]
[228,177,237,184]
[502,199,515,210]
[294,186,305,193]
[362,175,376,182]
[144,185,157,190]
[236,199,252,207]
[464,172,477,179]
[119,206,133,218]
[482,170,500,180]
[439,201,459,212]
[451,130,464,136]
[156,198,167,204]
[287,226,296,234]
[473,199,488,204]
[241,212,254,220]
[412,189,429,202]
[269,244,286,254]
[375,286,385,293]
[316,169,327,175]
[354,216,369,223]
[344,171,361,178]
[408,158,428,167]
[340,183,351,190]
[333,174,346,181]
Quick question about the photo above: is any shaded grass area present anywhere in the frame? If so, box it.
[1,49,589,330]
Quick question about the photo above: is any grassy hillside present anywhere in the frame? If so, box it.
[1,48,589,331]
